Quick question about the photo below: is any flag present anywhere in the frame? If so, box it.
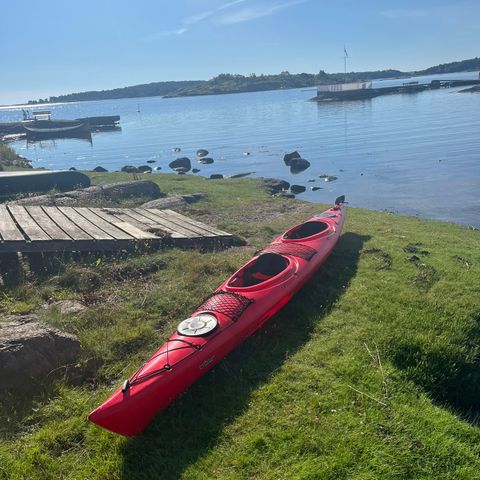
[344,46,348,58]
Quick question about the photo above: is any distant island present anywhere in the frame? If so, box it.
[27,57,480,104]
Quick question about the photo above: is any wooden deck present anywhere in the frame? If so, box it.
[0,206,233,253]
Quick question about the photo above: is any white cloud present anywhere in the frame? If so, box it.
[144,0,307,40]
[144,1,247,40]
[184,0,247,25]
[216,0,307,25]
[143,28,187,41]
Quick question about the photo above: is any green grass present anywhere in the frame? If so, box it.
[1,173,480,479]
[0,143,31,171]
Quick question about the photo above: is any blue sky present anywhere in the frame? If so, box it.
[1,0,479,104]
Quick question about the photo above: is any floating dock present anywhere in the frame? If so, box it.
[0,206,233,253]
[312,78,480,102]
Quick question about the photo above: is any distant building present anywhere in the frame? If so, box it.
[317,81,372,94]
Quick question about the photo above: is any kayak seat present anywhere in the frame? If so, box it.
[230,253,289,287]
[284,221,328,240]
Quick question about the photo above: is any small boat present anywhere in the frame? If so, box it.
[21,110,91,139]
[22,120,91,140]
[89,196,346,436]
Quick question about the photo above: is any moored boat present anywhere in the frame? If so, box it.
[22,120,90,139]
[89,196,347,436]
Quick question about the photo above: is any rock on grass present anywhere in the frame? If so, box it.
[0,319,81,397]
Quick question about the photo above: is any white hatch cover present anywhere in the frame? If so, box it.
[177,314,218,336]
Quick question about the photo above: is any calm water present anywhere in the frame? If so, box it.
[1,71,480,227]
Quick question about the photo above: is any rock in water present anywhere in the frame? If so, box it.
[283,151,302,166]
[196,149,209,157]
[262,178,290,194]
[209,174,224,180]
[289,158,311,173]
[169,157,191,172]
[146,160,156,164]
[138,165,153,173]
[93,166,108,172]
[198,157,214,165]
[0,319,81,396]
[192,168,200,173]
[319,175,338,182]
[291,185,306,194]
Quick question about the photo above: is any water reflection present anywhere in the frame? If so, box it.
[26,133,93,149]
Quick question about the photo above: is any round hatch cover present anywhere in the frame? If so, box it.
[177,314,218,337]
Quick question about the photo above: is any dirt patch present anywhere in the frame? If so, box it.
[360,247,392,270]
[407,255,439,290]
[403,243,429,256]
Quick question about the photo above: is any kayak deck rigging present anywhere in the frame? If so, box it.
[194,290,255,321]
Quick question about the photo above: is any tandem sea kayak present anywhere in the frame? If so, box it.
[89,196,346,436]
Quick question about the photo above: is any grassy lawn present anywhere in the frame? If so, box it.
[1,173,479,479]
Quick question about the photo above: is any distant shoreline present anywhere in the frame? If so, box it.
[18,57,480,106]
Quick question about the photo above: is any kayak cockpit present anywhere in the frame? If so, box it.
[228,253,290,288]
[283,220,329,240]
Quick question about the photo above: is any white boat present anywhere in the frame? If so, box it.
[22,121,87,134]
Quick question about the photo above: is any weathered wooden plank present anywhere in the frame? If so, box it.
[57,207,113,241]
[111,222,159,240]
[25,206,72,241]
[7,206,50,241]
[43,207,93,241]
[103,208,185,239]
[78,208,134,240]
[136,208,206,238]
[92,209,160,240]
[0,205,24,241]
[162,209,232,237]
[145,209,220,237]
[110,208,158,226]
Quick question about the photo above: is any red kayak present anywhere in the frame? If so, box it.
[89,196,346,436]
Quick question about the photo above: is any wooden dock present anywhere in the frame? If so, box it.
[0,206,233,253]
